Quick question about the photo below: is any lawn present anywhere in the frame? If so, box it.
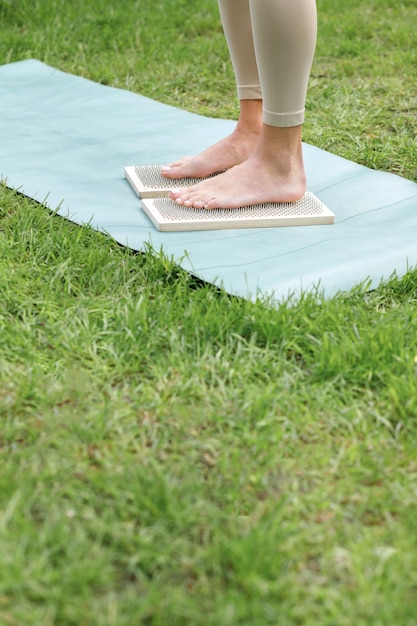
[1,1,417,624]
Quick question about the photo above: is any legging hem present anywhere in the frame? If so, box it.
[263,107,305,128]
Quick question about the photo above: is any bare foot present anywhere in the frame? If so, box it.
[161,127,261,180]
[169,126,306,209]
[160,136,253,179]
[169,154,305,209]
[161,98,263,180]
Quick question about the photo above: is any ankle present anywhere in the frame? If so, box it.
[257,124,304,169]
[235,99,263,136]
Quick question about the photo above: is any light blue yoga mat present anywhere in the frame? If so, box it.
[1,59,417,300]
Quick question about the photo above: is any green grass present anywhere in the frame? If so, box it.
[1,1,417,624]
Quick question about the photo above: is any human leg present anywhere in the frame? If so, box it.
[251,0,317,129]
[162,0,262,179]
[170,0,317,209]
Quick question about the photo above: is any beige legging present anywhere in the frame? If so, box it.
[217,0,317,127]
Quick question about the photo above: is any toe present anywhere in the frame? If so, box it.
[204,198,219,210]
[161,158,192,178]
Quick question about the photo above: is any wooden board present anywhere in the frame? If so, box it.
[141,193,335,232]
[124,164,216,198]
